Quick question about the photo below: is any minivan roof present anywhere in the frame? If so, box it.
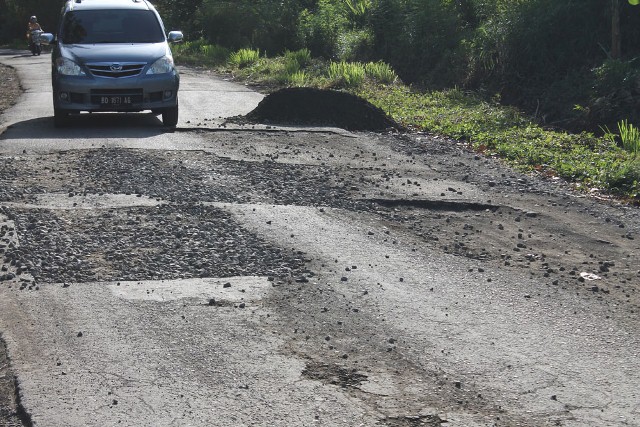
[66,0,152,12]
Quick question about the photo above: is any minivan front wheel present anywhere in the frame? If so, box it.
[162,101,178,127]
[53,108,69,128]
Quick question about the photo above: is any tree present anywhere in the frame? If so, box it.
[612,0,639,59]
[613,0,621,59]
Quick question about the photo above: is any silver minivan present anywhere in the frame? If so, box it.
[42,0,183,128]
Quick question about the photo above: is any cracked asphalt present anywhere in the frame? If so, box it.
[1,49,639,427]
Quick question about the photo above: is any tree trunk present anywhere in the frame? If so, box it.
[612,0,621,59]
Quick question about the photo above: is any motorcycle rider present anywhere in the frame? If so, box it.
[26,16,43,55]
[26,16,42,43]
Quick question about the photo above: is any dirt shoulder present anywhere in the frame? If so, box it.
[0,62,24,427]
[0,63,22,115]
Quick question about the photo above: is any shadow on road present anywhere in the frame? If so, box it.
[1,113,172,140]
[0,48,51,58]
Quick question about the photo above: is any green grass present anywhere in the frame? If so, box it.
[358,84,640,198]
[172,39,230,66]
[618,119,640,156]
[174,44,640,202]
[328,61,366,87]
[284,49,311,68]
[228,48,261,68]
[364,61,397,84]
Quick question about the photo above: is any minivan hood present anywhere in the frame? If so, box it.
[60,43,169,65]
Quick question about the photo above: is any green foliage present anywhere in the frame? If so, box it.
[581,59,640,131]
[603,159,640,196]
[283,57,301,75]
[198,0,303,54]
[229,48,261,68]
[200,44,230,60]
[172,39,230,66]
[336,29,375,61]
[343,0,372,18]
[618,119,640,155]
[328,61,366,87]
[43,0,635,134]
[369,0,466,85]
[0,0,61,43]
[356,83,638,198]
[286,71,308,86]
[153,0,204,39]
[343,0,372,27]
[298,0,349,58]
[364,61,397,84]
[284,48,311,68]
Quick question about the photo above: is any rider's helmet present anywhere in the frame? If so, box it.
[30,16,37,23]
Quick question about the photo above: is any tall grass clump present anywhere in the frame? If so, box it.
[328,61,365,87]
[602,119,640,157]
[229,48,260,68]
[364,61,397,84]
[287,71,307,87]
[200,44,230,63]
[171,39,229,66]
[171,39,207,62]
[618,120,640,156]
[284,49,311,68]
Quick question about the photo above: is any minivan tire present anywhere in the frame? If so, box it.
[54,108,69,128]
[162,101,178,127]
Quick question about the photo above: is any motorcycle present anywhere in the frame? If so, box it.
[29,29,43,56]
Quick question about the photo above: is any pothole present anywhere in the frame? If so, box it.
[382,414,447,427]
[367,198,500,212]
[232,87,401,131]
[301,361,368,389]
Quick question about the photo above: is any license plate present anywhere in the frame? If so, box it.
[100,96,133,106]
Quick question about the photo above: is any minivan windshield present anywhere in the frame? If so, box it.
[61,10,164,44]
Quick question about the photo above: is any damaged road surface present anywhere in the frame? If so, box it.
[1,51,639,427]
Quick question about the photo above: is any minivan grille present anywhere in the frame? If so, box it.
[87,63,146,78]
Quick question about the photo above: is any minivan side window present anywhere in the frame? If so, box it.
[61,10,164,44]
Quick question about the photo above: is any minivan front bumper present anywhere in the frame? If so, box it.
[52,71,179,112]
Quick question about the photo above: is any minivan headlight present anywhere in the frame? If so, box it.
[56,58,86,76]
[147,56,174,75]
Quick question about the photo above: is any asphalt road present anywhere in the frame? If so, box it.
[1,50,639,427]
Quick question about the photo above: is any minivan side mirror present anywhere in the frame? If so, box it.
[39,33,56,45]
[167,31,183,43]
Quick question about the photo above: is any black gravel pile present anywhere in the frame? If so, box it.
[243,87,401,131]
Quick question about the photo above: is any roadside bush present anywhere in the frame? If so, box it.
[369,0,464,85]
[284,49,311,68]
[586,59,640,131]
[297,0,349,58]
[604,119,640,156]
[286,71,307,87]
[172,39,230,66]
[603,159,640,197]
[328,61,365,87]
[229,48,260,68]
[364,61,397,84]
[336,29,375,61]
